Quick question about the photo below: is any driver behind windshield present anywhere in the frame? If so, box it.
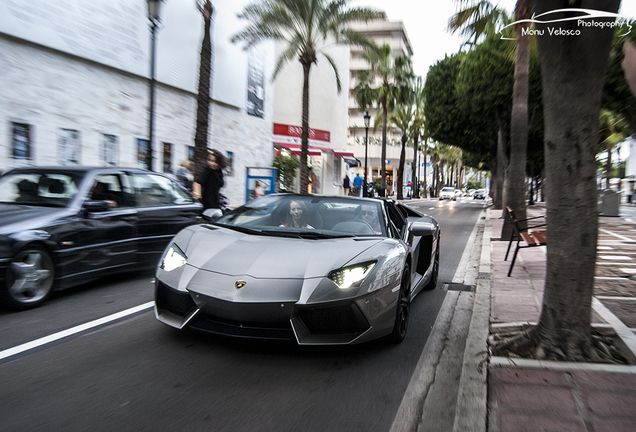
[279,200,314,229]
[358,203,383,234]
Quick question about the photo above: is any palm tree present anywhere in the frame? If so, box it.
[389,105,414,200]
[193,0,214,179]
[232,0,381,194]
[353,44,414,195]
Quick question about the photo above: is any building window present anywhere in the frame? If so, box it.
[137,139,149,168]
[334,156,340,183]
[163,142,173,173]
[103,134,118,166]
[187,145,195,162]
[225,151,234,177]
[11,122,32,163]
[59,129,81,165]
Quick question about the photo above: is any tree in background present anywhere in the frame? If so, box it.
[450,0,534,239]
[193,0,214,179]
[388,105,414,200]
[410,76,427,199]
[272,154,301,191]
[232,0,381,194]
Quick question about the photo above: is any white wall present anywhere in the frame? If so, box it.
[0,34,275,207]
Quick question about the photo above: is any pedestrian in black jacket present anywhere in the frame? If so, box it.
[193,150,226,210]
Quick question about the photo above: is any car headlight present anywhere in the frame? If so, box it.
[160,243,187,272]
[328,262,376,289]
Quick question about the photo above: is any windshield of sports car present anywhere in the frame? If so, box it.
[0,170,84,207]
[214,195,387,238]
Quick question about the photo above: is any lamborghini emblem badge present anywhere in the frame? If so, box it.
[235,281,247,290]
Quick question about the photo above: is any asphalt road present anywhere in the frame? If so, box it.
[0,197,487,432]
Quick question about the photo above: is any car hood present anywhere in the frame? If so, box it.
[183,226,384,279]
[0,204,71,235]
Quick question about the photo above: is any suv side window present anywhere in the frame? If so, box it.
[131,173,194,207]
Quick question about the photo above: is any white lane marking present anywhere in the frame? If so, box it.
[595,276,633,280]
[597,246,613,250]
[621,268,636,274]
[0,302,154,361]
[490,356,636,373]
[592,297,636,357]
[599,255,632,260]
[600,228,634,242]
[596,296,636,301]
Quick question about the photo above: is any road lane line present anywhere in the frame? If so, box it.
[600,228,634,242]
[0,302,154,362]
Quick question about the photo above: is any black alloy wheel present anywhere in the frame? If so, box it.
[389,265,411,343]
[424,248,440,291]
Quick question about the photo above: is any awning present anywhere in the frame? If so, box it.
[345,157,359,166]
[274,143,321,156]
[334,151,355,157]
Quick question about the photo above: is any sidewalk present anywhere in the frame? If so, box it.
[487,203,636,432]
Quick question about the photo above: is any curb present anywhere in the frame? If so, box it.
[390,206,491,432]
[452,208,492,432]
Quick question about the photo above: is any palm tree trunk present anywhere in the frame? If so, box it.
[397,134,407,200]
[300,62,311,194]
[501,0,531,240]
[194,5,213,179]
[422,140,428,198]
[412,133,419,199]
[605,146,612,189]
[381,100,388,195]
[494,111,507,209]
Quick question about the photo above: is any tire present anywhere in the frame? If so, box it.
[389,265,411,344]
[424,248,440,291]
[3,246,55,310]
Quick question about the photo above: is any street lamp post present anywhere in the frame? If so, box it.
[363,111,370,197]
[146,0,163,172]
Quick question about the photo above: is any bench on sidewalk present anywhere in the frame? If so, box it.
[504,206,547,277]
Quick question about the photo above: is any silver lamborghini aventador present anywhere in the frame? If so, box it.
[154,194,440,345]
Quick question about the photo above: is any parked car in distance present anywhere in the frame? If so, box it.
[454,189,463,198]
[474,189,488,200]
[467,189,476,198]
[439,187,456,201]
[155,194,441,345]
[0,167,203,310]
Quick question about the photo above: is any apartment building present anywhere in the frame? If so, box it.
[348,17,416,194]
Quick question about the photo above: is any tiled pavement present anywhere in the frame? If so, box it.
[488,203,636,432]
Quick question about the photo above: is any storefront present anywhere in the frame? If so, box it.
[273,123,355,195]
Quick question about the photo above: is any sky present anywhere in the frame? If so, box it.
[352,0,636,79]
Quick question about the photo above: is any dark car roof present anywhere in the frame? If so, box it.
[2,166,152,174]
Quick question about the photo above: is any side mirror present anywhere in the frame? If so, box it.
[83,200,110,213]
[202,208,223,222]
[410,221,436,237]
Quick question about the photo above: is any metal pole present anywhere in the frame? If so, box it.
[364,125,369,197]
[147,19,158,171]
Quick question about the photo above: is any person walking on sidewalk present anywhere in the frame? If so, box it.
[353,173,363,197]
[342,175,351,196]
[193,149,226,210]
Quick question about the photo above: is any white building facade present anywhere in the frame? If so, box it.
[0,0,275,207]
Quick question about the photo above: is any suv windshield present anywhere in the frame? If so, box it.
[0,171,85,207]
[214,195,387,238]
